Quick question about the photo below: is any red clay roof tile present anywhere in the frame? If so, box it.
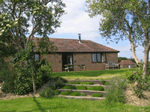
[33,37,119,52]
[119,60,136,65]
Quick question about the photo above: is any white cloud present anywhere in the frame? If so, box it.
[53,0,103,40]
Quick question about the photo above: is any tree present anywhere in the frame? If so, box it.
[86,0,150,77]
[118,57,136,63]
[0,0,66,93]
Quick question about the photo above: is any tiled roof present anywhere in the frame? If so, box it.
[119,60,135,65]
[33,37,119,53]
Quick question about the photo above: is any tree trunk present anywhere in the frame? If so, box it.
[130,40,141,65]
[32,74,36,94]
[143,45,149,78]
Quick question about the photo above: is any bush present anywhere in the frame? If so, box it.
[69,92,81,96]
[105,77,127,104]
[54,77,66,89]
[60,90,72,95]
[81,93,87,96]
[54,76,68,83]
[126,64,150,98]
[104,81,109,85]
[39,87,55,98]
[62,85,76,89]
[80,82,94,85]
[87,86,104,91]
[1,59,52,95]
[91,93,103,97]
[54,90,59,95]
[69,81,80,84]
[100,79,106,85]
[76,86,87,90]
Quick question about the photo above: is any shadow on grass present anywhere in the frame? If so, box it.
[32,95,46,112]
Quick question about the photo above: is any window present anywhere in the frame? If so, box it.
[92,53,102,63]
[35,54,40,61]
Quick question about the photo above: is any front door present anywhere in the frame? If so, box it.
[62,53,73,71]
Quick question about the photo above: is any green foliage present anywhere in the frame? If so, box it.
[76,86,87,90]
[80,93,87,96]
[91,93,103,97]
[100,79,108,85]
[126,69,136,82]
[39,87,55,99]
[80,82,94,85]
[68,81,94,85]
[54,90,59,95]
[118,57,136,63]
[87,86,104,91]
[1,57,52,95]
[68,81,80,84]
[126,64,150,98]
[54,76,68,83]
[62,85,76,89]
[69,92,81,96]
[60,90,72,95]
[105,77,127,104]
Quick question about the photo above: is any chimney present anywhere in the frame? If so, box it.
[78,33,81,43]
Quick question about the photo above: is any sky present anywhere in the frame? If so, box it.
[49,0,146,61]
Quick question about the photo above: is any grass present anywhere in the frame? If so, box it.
[87,86,104,91]
[91,93,103,97]
[0,96,149,112]
[52,68,133,80]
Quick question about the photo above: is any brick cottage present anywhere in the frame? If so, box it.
[32,35,120,72]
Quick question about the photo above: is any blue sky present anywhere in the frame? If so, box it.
[48,0,145,61]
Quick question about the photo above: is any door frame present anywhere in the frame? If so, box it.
[62,53,74,71]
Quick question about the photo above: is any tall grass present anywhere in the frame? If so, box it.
[105,77,127,104]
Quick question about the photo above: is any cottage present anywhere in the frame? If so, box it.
[119,60,136,68]
[5,35,120,72]
[32,34,119,72]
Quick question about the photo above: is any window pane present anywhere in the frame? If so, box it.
[97,53,101,62]
[92,54,96,62]
[35,54,40,61]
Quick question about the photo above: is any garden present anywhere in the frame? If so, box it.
[0,66,150,112]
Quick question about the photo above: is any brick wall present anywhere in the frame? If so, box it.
[73,52,118,71]
[40,53,62,72]
[106,53,118,63]
[121,64,136,68]
[5,52,119,72]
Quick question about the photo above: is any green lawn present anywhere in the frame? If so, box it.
[0,96,149,112]
[52,68,133,80]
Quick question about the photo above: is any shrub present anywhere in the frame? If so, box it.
[54,77,66,89]
[60,90,72,95]
[87,86,104,91]
[54,76,68,83]
[126,64,150,98]
[69,92,81,96]
[80,82,94,85]
[69,81,80,84]
[76,86,87,90]
[39,87,55,98]
[105,77,127,104]
[104,81,109,85]
[54,90,59,95]
[100,79,106,85]
[1,59,52,95]
[91,93,103,97]
[62,85,76,89]
[81,93,87,96]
